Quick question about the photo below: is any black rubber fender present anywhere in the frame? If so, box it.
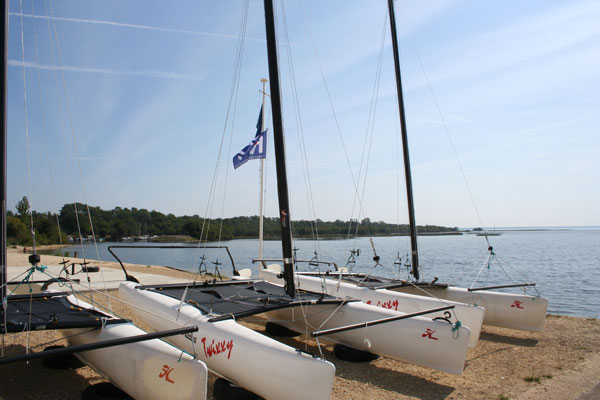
[80,382,132,400]
[264,322,300,337]
[41,345,85,370]
[213,378,263,400]
[334,343,380,362]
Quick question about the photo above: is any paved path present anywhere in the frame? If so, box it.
[7,264,190,294]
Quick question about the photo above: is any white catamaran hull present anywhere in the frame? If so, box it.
[260,267,484,348]
[392,286,548,331]
[62,295,208,400]
[267,300,470,375]
[248,270,472,375]
[119,282,335,400]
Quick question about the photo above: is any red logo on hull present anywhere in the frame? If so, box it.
[422,328,438,340]
[511,300,525,309]
[159,365,175,384]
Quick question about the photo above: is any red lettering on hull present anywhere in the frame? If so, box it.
[365,299,400,311]
[201,337,234,359]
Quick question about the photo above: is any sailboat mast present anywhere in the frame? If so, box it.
[258,78,267,260]
[263,0,295,298]
[1,0,7,301]
[387,0,420,281]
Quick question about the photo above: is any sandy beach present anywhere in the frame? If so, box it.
[1,248,599,399]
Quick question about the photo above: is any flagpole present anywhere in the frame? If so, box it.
[258,78,267,259]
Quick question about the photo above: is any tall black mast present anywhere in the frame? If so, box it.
[1,0,8,301]
[263,0,295,297]
[388,0,419,281]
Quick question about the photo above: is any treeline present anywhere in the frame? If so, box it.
[7,197,458,245]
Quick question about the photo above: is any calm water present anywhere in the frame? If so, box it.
[61,228,600,318]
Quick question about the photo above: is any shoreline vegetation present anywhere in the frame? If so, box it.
[8,198,461,246]
[2,248,599,400]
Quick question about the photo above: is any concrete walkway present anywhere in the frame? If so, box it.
[6,264,190,294]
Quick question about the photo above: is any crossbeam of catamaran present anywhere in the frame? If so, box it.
[0,326,198,366]
[311,305,455,338]
[256,259,485,348]
[467,283,537,292]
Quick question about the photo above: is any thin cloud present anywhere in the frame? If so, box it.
[8,59,205,81]
[10,12,264,42]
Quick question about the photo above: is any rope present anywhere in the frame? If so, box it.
[281,0,321,255]
[298,0,370,230]
[187,0,249,287]
[18,0,37,256]
[395,10,488,232]
[215,0,250,245]
[29,0,66,255]
[346,9,389,246]
[452,320,462,339]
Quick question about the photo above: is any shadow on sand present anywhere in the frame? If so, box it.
[334,358,456,399]
[480,331,539,347]
[0,344,98,400]
[265,333,456,399]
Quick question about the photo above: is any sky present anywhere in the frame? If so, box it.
[6,0,600,229]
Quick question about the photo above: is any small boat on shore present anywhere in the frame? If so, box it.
[257,262,484,348]
[0,2,209,397]
[309,0,548,333]
[118,5,472,400]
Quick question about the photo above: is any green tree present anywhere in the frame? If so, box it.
[16,196,30,221]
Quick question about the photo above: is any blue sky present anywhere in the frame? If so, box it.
[6,0,599,228]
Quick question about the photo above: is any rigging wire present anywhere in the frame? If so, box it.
[394,10,537,286]
[29,0,64,255]
[188,0,250,290]
[297,2,397,281]
[196,0,249,257]
[280,0,321,257]
[298,0,370,231]
[18,0,37,356]
[18,0,35,255]
[215,0,250,247]
[349,9,388,238]
[350,9,388,246]
[46,0,112,307]
[40,0,86,264]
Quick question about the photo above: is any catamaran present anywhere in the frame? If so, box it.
[245,0,485,349]
[119,3,473,399]
[0,2,209,398]
[284,0,548,333]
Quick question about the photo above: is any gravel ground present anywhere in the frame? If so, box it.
[2,248,599,400]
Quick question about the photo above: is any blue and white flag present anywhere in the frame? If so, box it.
[233,106,267,169]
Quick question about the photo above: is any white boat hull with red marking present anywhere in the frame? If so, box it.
[260,267,484,348]
[391,286,548,331]
[119,282,335,400]
[62,295,208,400]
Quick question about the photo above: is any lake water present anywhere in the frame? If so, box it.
[60,228,600,318]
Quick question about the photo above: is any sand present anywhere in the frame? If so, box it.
[1,247,599,400]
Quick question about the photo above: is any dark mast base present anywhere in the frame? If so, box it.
[334,344,380,362]
[213,378,264,400]
[264,322,300,338]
